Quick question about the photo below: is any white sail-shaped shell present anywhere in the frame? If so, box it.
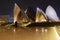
[46,5,59,21]
[14,3,20,23]
[36,7,47,22]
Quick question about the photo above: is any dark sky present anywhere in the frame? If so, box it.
[17,0,60,18]
[0,0,60,18]
[16,0,60,10]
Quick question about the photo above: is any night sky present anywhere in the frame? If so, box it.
[16,0,60,18]
[0,0,60,18]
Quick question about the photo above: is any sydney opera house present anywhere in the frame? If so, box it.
[0,3,60,40]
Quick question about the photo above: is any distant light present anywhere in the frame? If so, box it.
[37,7,41,12]
[36,20,39,22]
[40,20,46,22]
[46,5,59,21]
[42,27,44,32]
[45,29,48,32]
[14,18,17,23]
[13,29,16,32]
[36,28,39,32]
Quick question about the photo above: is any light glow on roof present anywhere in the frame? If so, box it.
[46,5,59,21]
[36,7,47,22]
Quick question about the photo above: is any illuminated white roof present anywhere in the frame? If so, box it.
[36,7,47,18]
[36,7,47,22]
[45,5,59,21]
